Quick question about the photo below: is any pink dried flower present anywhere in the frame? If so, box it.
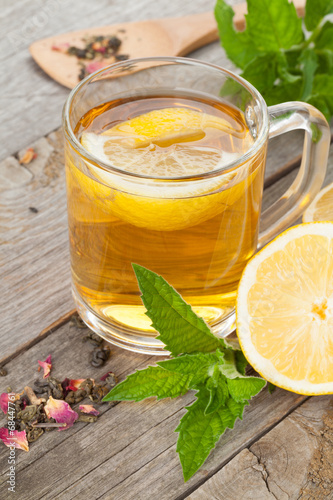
[0,428,29,452]
[19,147,37,165]
[51,42,70,53]
[67,379,86,392]
[44,396,78,431]
[38,355,52,378]
[85,61,109,74]
[95,46,106,53]
[0,393,10,414]
[0,393,20,414]
[79,404,100,416]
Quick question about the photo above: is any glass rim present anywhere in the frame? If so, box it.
[62,56,269,181]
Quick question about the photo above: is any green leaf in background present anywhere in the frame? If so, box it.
[300,49,318,99]
[263,80,302,106]
[241,53,277,94]
[315,21,333,52]
[305,0,333,31]
[214,0,260,69]
[215,0,333,122]
[132,264,224,356]
[312,74,333,109]
[246,0,303,52]
[276,52,302,84]
[175,386,247,482]
[103,365,192,402]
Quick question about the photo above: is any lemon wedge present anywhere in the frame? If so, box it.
[236,223,333,395]
[303,182,333,222]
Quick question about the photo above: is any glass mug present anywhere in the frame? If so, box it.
[63,57,330,354]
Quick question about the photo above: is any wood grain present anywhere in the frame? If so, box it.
[187,396,333,500]
[0,317,306,500]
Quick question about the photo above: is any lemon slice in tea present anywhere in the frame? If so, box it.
[69,107,256,230]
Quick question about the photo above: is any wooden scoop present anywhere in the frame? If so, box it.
[29,0,305,89]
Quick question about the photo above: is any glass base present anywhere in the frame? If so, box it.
[73,287,236,355]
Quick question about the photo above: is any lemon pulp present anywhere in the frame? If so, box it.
[236,223,333,395]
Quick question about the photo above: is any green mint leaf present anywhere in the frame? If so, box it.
[235,350,248,375]
[315,21,333,52]
[218,349,244,379]
[176,386,247,481]
[300,49,318,100]
[158,352,219,375]
[158,352,220,388]
[241,53,277,94]
[246,0,303,52]
[309,74,333,118]
[305,0,333,31]
[276,51,302,84]
[205,365,229,414]
[263,79,302,106]
[316,49,333,76]
[205,381,229,415]
[132,264,221,356]
[268,382,276,394]
[214,0,260,69]
[217,350,266,401]
[227,376,266,402]
[103,366,192,402]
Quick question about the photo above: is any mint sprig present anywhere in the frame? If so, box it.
[215,0,333,120]
[103,265,265,481]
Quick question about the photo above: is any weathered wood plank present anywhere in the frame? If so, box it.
[186,396,333,500]
[187,448,276,500]
[0,317,307,500]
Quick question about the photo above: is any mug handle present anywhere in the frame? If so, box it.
[258,102,331,248]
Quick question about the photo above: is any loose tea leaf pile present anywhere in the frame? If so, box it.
[52,34,129,81]
[103,265,266,481]
[0,344,117,451]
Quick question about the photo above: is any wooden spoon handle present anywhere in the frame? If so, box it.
[157,0,306,56]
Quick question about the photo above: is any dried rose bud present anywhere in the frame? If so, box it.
[79,404,100,416]
[0,428,29,452]
[85,60,110,75]
[38,355,52,378]
[19,147,37,165]
[44,396,78,431]
[67,379,86,392]
[0,392,20,414]
[51,42,70,53]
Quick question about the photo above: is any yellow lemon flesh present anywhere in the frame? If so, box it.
[71,107,255,231]
[303,182,333,222]
[236,222,333,395]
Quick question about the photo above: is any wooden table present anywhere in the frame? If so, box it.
[1,1,332,498]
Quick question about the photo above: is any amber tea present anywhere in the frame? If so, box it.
[65,91,266,349]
